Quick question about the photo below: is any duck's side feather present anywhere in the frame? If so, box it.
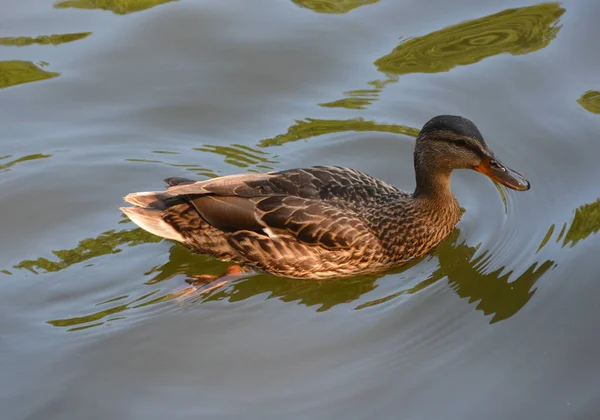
[122,166,415,278]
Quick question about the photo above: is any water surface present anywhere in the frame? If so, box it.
[1,0,600,419]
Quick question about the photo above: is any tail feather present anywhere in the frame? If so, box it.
[164,177,195,187]
[124,192,168,209]
[120,206,184,242]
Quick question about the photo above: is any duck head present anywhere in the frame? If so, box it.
[413,115,530,195]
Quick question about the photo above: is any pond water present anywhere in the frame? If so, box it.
[1,0,600,419]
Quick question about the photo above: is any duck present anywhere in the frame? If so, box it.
[121,115,530,280]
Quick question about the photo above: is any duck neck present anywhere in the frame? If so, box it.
[413,170,452,197]
[413,167,461,230]
[414,162,454,198]
[412,153,457,205]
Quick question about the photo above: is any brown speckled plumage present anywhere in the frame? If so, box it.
[121,115,530,279]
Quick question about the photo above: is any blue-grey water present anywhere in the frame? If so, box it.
[1,1,600,419]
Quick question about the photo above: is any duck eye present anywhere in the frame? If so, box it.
[489,160,506,171]
[454,139,467,148]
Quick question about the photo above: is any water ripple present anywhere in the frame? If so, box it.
[325,3,565,110]
[578,90,600,114]
[0,33,91,47]
[53,0,177,14]
[375,3,565,76]
[0,61,59,89]
[292,0,378,14]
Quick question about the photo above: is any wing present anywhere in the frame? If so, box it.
[163,166,405,206]
[169,194,374,251]
[255,195,374,250]
[124,167,388,250]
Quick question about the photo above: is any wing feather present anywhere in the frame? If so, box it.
[160,166,404,205]
[255,196,373,250]
[126,166,395,249]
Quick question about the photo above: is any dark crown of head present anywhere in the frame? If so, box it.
[419,115,486,144]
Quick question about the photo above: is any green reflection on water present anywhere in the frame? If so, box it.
[556,222,567,243]
[578,90,600,114]
[33,197,600,329]
[319,97,374,110]
[435,234,553,324]
[53,0,176,14]
[319,78,396,110]
[14,227,161,274]
[126,144,278,174]
[292,0,378,14]
[375,3,564,75]
[535,199,600,252]
[537,224,555,253]
[36,224,556,329]
[12,133,595,331]
[126,157,220,179]
[319,89,381,110]
[326,3,564,110]
[10,135,596,329]
[0,33,91,47]
[0,61,59,89]
[562,199,600,247]
[144,243,231,285]
[259,118,419,147]
[356,230,554,324]
[47,290,165,331]
[536,198,600,253]
[0,154,52,172]
[194,144,279,170]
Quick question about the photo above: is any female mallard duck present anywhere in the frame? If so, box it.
[121,115,529,280]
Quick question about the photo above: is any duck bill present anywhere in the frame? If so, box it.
[473,158,530,191]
